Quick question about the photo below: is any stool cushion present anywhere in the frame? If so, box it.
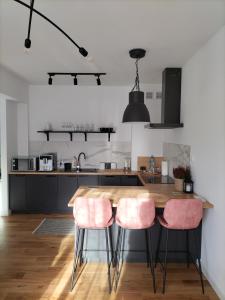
[116,198,155,229]
[74,197,113,229]
[158,199,203,230]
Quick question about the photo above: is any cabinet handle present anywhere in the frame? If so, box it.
[105,175,116,178]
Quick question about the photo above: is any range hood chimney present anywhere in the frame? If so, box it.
[145,68,184,129]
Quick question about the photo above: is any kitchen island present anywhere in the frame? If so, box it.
[68,185,213,262]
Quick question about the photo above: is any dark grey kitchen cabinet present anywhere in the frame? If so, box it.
[9,175,27,212]
[100,175,121,186]
[78,175,99,187]
[57,175,78,212]
[26,175,58,212]
[120,175,142,186]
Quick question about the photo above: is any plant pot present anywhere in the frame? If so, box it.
[174,178,184,192]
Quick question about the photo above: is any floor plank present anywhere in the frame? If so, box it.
[0,214,219,300]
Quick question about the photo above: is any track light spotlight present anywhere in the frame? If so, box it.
[79,47,88,57]
[73,76,78,85]
[97,76,101,86]
[13,0,89,58]
[48,76,53,85]
[24,38,31,49]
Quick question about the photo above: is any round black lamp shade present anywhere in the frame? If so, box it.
[122,91,150,122]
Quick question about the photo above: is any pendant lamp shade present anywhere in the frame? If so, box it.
[123,91,150,122]
[122,48,150,123]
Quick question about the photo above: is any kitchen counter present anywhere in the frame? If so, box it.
[9,170,214,209]
[68,185,213,208]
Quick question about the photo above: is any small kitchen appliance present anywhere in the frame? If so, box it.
[99,162,117,170]
[39,153,57,171]
[11,157,38,171]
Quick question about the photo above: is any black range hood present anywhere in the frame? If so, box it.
[145,68,184,129]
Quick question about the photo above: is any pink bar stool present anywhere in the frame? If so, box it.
[155,199,204,294]
[71,197,114,293]
[114,197,156,293]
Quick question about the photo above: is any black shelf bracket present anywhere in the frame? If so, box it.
[37,130,115,142]
[69,132,73,141]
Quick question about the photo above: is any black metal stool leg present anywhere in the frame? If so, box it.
[79,228,85,266]
[108,225,114,265]
[186,230,190,268]
[71,227,81,291]
[113,226,121,267]
[105,228,112,293]
[192,229,205,294]
[162,228,169,294]
[148,228,156,293]
[145,229,150,268]
[115,227,124,291]
[155,224,162,267]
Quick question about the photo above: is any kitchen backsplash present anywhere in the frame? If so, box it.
[29,141,131,169]
[163,142,191,176]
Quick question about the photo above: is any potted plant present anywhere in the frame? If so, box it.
[173,166,186,192]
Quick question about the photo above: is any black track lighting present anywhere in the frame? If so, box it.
[73,76,78,86]
[48,76,53,85]
[96,76,101,86]
[79,47,88,57]
[47,72,106,86]
[24,0,34,50]
[14,0,88,57]
[24,38,31,49]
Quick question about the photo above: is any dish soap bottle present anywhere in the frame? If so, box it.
[149,155,156,174]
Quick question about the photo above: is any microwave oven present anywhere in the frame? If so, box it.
[11,157,38,171]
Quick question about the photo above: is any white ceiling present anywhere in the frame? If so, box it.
[0,0,225,85]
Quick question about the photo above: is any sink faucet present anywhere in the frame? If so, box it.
[76,152,86,171]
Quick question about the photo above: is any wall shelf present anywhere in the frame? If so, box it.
[37,130,116,142]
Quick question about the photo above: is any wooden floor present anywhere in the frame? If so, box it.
[0,214,219,300]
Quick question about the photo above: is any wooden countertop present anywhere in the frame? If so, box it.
[9,170,213,208]
[9,169,139,176]
[68,185,213,209]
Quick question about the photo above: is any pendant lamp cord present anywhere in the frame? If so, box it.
[131,58,140,92]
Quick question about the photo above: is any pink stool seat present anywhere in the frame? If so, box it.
[116,197,155,229]
[74,197,113,229]
[158,199,203,230]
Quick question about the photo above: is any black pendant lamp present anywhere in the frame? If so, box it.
[122,48,150,123]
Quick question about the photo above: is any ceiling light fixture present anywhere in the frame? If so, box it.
[13,0,88,57]
[24,0,34,51]
[47,72,106,86]
[122,48,150,123]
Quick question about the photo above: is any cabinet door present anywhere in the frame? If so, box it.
[78,175,99,187]
[100,175,121,186]
[57,176,78,212]
[27,175,58,212]
[9,175,27,212]
[120,175,138,186]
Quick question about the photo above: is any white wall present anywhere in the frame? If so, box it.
[0,65,29,103]
[164,26,225,299]
[28,84,162,169]
[0,66,29,216]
